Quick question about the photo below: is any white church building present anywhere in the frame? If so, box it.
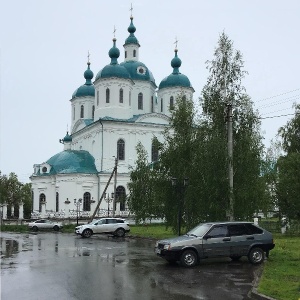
[30,14,194,219]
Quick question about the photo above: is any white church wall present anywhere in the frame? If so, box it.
[130,81,156,115]
[94,78,133,120]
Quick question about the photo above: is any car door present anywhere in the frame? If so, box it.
[202,225,230,257]
[94,219,107,233]
[106,219,117,232]
[228,224,253,256]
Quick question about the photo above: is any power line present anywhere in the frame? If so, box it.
[256,88,300,103]
[260,112,300,120]
[257,94,300,109]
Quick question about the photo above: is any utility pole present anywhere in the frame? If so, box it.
[112,157,118,217]
[90,161,117,222]
[227,103,234,221]
[224,64,234,221]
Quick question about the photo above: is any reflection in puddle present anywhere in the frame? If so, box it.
[0,238,19,258]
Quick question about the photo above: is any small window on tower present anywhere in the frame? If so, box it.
[170,96,174,110]
[138,93,143,110]
[80,105,84,118]
[125,51,127,59]
[106,88,110,103]
[119,88,123,103]
[42,167,47,173]
[133,50,136,57]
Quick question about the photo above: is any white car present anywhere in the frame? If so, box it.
[75,218,130,238]
[28,219,63,231]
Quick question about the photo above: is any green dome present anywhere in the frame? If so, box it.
[72,63,95,98]
[159,49,192,90]
[44,150,98,175]
[159,73,191,89]
[120,61,156,85]
[124,17,139,46]
[95,39,131,81]
[63,132,72,142]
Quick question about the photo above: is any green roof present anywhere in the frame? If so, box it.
[159,49,192,90]
[120,61,156,86]
[72,63,95,98]
[39,150,98,175]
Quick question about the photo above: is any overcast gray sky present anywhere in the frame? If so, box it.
[1,0,300,183]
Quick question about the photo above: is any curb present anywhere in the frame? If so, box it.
[249,264,277,300]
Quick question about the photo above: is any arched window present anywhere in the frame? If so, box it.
[83,192,91,211]
[161,98,163,112]
[133,49,136,57]
[92,105,95,118]
[152,142,159,162]
[119,88,123,103]
[125,51,127,59]
[138,93,143,110]
[170,96,174,110]
[56,192,59,212]
[117,139,125,160]
[32,191,34,212]
[116,186,126,211]
[182,95,186,102]
[80,105,84,118]
[97,91,99,106]
[39,193,46,212]
[106,88,110,103]
[151,96,154,112]
[129,91,131,106]
[73,106,75,120]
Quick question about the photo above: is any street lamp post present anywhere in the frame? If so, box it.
[74,198,82,225]
[104,193,114,217]
[171,177,189,236]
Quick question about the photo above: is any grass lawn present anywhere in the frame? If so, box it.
[257,234,300,300]
[1,223,299,300]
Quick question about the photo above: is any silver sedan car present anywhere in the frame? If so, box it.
[28,219,63,232]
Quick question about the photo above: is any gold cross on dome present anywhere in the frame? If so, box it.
[113,26,116,38]
[87,51,90,63]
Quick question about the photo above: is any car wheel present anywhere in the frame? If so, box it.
[32,226,38,232]
[53,225,59,231]
[114,228,125,237]
[180,249,198,267]
[82,229,92,238]
[230,256,242,261]
[248,247,264,264]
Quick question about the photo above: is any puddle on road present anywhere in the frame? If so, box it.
[0,238,19,258]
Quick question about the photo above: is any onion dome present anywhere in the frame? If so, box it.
[95,38,131,80]
[72,62,95,98]
[43,150,98,175]
[120,61,156,86]
[124,17,139,45]
[159,49,192,90]
[62,131,72,143]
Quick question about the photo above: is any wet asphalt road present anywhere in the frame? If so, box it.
[0,232,260,300]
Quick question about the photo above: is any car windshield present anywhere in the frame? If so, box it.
[187,223,212,237]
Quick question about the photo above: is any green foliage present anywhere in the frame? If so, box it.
[276,153,300,220]
[0,171,32,218]
[128,32,267,231]
[199,32,264,220]
[127,142,164,224]
[275,105,300,221]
